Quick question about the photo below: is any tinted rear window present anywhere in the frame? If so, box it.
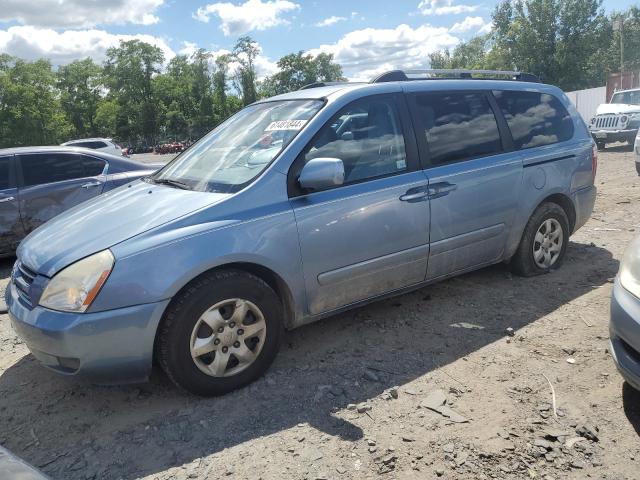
[82,156,106,176]
[493,90,574,150]
[414,92,503,165]
[21,153,86,186]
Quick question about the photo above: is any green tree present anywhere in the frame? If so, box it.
[213,54,232,122]
[429,36,489,70]
[490,0,612,89]
[57,58,103,137]
[0,55,71,148]
[190,49,215,138]
[94,99,118,137]
[103,40,164,144]
[259,51,345,96]
[233,36,259,105]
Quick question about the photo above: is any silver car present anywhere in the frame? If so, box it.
[610,235,640,390]
[7,70,597,396]
[0,146,158,256]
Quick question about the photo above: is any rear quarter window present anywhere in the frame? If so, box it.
[493,90,574,150]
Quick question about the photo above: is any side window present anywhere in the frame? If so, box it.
[82,156,106,176]
[302,96,407,186]
[20,153,86,187]
[92,141,108,149]
[493,90,574,150]
[414,92,503,165]
[0,157,10,190]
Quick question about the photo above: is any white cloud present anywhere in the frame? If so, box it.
[479,21,493,34]
[315,16,346,27]
[309,24,459,81]
[193,0,299,36]
[0,0,165,28]
[418,0,478,16]
[0,26,175,66]
[179,41,199,56]
[450,16,487,33]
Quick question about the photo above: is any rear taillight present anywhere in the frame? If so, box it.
[591,143,598,182]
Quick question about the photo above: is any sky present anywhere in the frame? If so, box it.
[0,0,636,81]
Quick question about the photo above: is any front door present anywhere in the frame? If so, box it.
[289,94,430,315]
[0,155,24,255]
[17,152,107,233]
[408,90,523,279]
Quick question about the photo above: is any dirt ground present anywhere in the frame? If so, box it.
[1,146,639,480]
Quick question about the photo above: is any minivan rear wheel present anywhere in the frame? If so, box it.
[157,270,283,396]
[511,202,570,277]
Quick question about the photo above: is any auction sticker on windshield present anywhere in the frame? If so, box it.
[265,120,307,131]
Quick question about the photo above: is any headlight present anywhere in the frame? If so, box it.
[39,250,114,312]
[620,236,640,299]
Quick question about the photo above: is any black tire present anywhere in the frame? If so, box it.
[157,269,283,396]
[510,202,570,277]
[596,141,606,151]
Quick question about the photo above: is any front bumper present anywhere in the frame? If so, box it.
[610,279,640,391]
[590,128,637,143]
[6,282,169,384]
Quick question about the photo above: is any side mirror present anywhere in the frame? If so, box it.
[298,157,345,191]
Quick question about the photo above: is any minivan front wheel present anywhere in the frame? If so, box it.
[511,203,570,277]
[157,270,283,396]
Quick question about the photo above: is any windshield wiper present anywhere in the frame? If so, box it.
[151,177,192,190]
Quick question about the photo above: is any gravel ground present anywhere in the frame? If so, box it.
[1,146,639,479]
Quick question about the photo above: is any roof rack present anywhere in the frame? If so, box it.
[370,69,540,84]
[299,81,352,90]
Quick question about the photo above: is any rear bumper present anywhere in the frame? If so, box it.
[572,185,597,233]
[6,282,169,384]
[610,279,640,391]
[591,128,637,143]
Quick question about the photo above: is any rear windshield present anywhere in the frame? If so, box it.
[153,100,323,193]
[493,90,574,150]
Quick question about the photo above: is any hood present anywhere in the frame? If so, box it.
[596,103,640,115]
[19,180,229,277]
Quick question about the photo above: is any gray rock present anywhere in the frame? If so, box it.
[443,443,455,454]
[576,424,599,442]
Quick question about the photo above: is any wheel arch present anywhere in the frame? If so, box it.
[539,192,576,233]
[157,261,297,333]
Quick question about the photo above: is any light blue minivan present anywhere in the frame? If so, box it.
[7,70,597,396]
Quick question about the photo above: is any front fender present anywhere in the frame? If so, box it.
[89,210,306,322]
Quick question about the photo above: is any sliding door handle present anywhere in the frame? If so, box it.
[428,182,457,199]
[400,185,429,202]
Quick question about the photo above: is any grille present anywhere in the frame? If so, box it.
[594,115,620,130]
[13,261,37,308]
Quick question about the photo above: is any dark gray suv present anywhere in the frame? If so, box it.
[0,146,159,256]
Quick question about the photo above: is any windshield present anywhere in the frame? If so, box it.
[611,91,640,105]
[153,99,323,193]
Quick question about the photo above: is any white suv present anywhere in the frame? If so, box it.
[590,89,640,150]
[61,138,124,156]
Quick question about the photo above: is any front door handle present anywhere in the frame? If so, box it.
[81,181,102,189]
[0,196,14,203]
[400,185,429,202]
[428,182,457,199]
